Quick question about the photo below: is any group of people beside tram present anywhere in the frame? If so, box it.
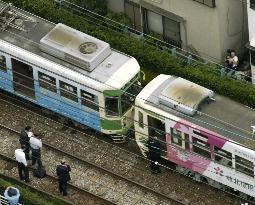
[10,125,71,205]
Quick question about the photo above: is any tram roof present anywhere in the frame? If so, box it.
[136,74,255,149]
[0,2,140,90]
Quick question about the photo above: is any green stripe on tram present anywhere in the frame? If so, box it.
[101,119,122,130]
[103,90,123,97]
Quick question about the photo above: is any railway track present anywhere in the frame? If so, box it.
[0,148,113,205]
[0,91,247,205]
[0,123,183,205]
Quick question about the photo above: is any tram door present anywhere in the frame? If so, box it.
[11,58,35,98]
[148,115,167,157]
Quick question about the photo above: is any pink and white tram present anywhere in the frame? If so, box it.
[134,74,255,197]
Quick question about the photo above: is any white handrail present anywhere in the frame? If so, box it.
[0,195,22,205]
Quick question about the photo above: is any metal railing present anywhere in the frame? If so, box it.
[0,195,22,205]
[54,0,253,83]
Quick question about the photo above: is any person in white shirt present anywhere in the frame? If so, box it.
[29,133,42,169]
[229,50,238,70]
[15,145,29,182]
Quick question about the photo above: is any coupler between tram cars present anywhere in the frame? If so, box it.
[111,128,134,144]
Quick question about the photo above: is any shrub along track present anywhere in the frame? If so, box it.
[0,120,183,205]
[0,147,113,205]
[0,92,248,205]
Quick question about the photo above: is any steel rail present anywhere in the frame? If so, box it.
[0,122,185,205]
[0,126,116,205]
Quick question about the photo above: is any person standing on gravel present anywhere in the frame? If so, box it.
[146,136,161,174]
[29,133,42,169]
[15,145,29,182]
[56,159,71,196]
[20,126,32,160]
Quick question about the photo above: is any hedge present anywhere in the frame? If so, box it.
[0,176,71,205]
[5,0,255,108]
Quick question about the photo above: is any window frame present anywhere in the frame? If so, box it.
[0,55,7,71]
[170,128,189,150]
[250,50,255,65]
[192,137,211,159]
[59,80,78,102]
[193,0,216,8]
[251,0,255,9]
[81,89,99,111]
[38,71,57,93]
[138,111,144,128]
[235,155,254,177]
[171,128,182,147]
[105,96,120,117]
[214,146,233,167]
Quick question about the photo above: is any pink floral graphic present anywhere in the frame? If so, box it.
[214,167,223,176]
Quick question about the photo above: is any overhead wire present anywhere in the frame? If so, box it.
[1,22,255,147]
[0,93,253,203]
[1,14,254,149]
[59,0,254,82]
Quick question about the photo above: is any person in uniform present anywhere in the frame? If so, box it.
[15,145,29,182]
[56,159,71,196]
[146,136,161,174]
[19,126,32,160]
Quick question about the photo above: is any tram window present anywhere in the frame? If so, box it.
[105,97,119,116]
[193,137,211,159]
[81,90,99,111]
[38,72,56,93]
[235,155,254,177]
[171,128,182,147]
[193,130,208,141]
[214,147,232,167]
[60,81,78,102]
[138,111,144,128]
[0,55,6,71]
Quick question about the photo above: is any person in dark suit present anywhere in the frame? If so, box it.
[19,126,32,160]
[56,159,71,196]
[146,136,161,174]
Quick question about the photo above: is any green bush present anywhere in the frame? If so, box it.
[4,0,255,108]
[67,0,107,15]
[0,176,70,205]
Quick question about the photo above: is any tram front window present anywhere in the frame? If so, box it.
[105,97,119,117]
[121,82,141,115]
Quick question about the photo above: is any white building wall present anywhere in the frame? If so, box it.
[107,0,248,62]
[247,3,255,84]
[247,6,255,41]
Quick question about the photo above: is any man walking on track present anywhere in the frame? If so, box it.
[19,126,32,160]
[146,136,161,174]
[56,159,71,196]
[29,133,42,169]
[15,145,29,182]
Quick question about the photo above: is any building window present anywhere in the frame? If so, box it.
[38,72,56,93]
[235,155,254,177]
[81,90,99,111]
[163,17,181,47]
[251,0,255,9]
[0,55,6,71]
[193,0,216,8]
[138,111,144,128]
[250,50,255,65]
[59,81,78,102]
[124,0,142,31]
